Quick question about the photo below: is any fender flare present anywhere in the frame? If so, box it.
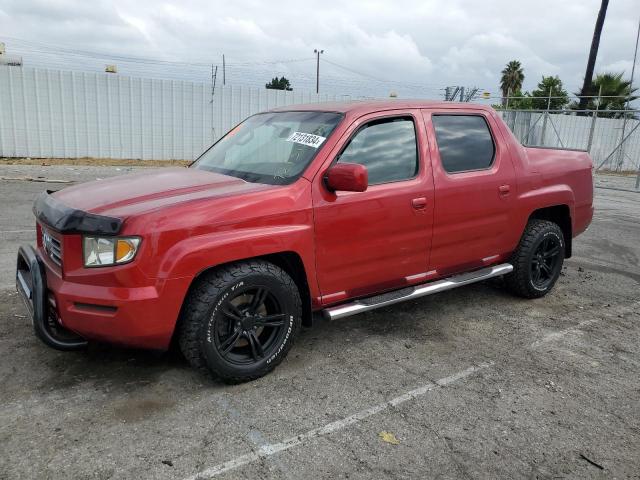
[158,225,318,296]
[517,184,575,230]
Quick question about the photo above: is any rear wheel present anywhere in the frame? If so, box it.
[178,260,301,383]
[504,219,565,298]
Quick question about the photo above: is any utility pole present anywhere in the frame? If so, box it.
[444,86,460,101]
[464,87,479,102]
[210,65,218,142]
[444,86,479,102]
[541,86,553,145]
[314,49,324,94]
[630,17,640,187]
[211,64,218,97]
[222,54,226,86]
[619,16,639,172]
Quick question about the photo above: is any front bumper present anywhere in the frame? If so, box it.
[16,244,88,350]
[17,243,190,350]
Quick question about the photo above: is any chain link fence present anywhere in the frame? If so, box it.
[495,96,640,190]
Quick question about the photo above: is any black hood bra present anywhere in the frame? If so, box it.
[33,191,123,235]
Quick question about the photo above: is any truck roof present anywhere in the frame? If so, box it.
[270,99,494,117]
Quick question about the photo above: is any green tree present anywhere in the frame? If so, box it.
[507,91,533,109]
[531,76,569,110]
[265,76,292,91]
[571,72,638,118]
[500,60,525,106]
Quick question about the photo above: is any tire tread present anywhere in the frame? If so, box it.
[504,219,564,299]
[177,260,301,383]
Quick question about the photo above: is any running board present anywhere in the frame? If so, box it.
[323,263,513,321]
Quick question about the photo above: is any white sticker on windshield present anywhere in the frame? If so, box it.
[286,131,326,149]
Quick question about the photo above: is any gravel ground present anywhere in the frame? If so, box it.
[0,165,639,479]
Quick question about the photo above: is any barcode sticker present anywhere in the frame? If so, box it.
[286,131,326,148]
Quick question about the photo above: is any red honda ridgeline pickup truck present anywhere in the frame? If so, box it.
[17,100,593,382]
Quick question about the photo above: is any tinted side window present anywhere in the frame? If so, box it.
[432,115,495,173]
[338,117,418,184]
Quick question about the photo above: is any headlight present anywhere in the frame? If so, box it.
[83,236,141,267]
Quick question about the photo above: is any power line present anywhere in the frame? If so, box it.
[0,36,450,99]
[0,36,315,67]
[321,57,444,89]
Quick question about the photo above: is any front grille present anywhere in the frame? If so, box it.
[42,228,63,267]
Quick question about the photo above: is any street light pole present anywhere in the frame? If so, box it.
[620,17,639,173]
[626,17,640,187]
[314,49,324,94]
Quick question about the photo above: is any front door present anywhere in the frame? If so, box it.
[312,111,434,304]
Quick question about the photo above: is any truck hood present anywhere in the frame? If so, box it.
[52,167,275,218]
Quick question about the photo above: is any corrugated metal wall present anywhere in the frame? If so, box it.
[5,65,636,170]
[0,66,346,161]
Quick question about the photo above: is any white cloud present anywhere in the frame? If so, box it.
[0,0,638,98]
[600,60,635,76]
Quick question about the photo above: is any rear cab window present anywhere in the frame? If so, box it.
[431,115,495,173]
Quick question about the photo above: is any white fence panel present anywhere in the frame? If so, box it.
[5,65,637,171]
[498,110,640,171]
[0,66,344,161]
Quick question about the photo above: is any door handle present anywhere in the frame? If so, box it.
[411,197,427,209]
[498,184,511,196]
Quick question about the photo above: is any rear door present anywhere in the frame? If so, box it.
[312,110,434,304]
[422,109,516,275]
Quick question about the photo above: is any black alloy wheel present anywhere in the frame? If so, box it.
[214,286,288,364]
[530,235,563,290]
[504,219,565,298]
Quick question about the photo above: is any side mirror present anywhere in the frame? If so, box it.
[324,163,368,193]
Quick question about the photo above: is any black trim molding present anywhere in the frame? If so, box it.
[33,191,122,235]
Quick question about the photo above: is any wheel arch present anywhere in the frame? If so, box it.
[170,251,314,349]
[527,204,572,258]
[257,251,313,327]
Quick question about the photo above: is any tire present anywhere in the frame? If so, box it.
[504,219,565,299]
[178,260,302,383]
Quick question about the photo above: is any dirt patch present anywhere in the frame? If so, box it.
[0,157,191,167]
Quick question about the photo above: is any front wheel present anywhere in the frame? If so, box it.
[504,219,565,298]
[178,260,302,383]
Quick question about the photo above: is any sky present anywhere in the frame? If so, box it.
[0,0,638,101]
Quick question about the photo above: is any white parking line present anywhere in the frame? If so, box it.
[182,362,494,480]
[184,300,640,480]
[530,317,601,348]
[530,300,640,349]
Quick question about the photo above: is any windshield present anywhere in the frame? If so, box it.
[192,111,343,185]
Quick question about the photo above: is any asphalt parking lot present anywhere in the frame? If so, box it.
[1,164,639,479]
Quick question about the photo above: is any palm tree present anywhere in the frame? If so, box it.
[576,72,638,117]
[577,0,609,110]
[500,60,525,107]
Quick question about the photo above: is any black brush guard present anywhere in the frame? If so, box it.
[16,245,88,350]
